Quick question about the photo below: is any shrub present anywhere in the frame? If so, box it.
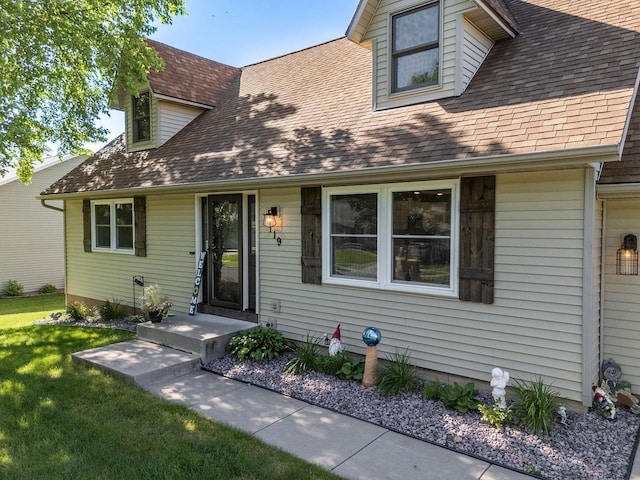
[423,378,445,401]
[39,284,58,294]
[479,403,512,429]
[285,336,320,375]
[377,349,419,396]
[440,382,480,413]
[66,301,92,321]
[226,326,290,361]
[512,376,559,435]
[3,280,24,296]
[424,379,480,413]
[336,357,365,381]
[100,298,128,322]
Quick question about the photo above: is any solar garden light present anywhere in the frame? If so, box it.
[362,326,381,387]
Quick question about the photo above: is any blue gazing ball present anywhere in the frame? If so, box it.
[362,326,381,346]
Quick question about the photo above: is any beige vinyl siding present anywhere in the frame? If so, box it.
[0,156,86,293]
[126,92,158,152]
[158,102,202,146]
[602,199,640,393]
[65,193,197,312]
[460,17,493,92]
[364,0,476,110]
[259,170,587,401]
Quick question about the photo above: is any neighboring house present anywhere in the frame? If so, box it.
[41,0,640,406]
[1,155,87,293]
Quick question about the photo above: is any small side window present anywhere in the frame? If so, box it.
[91,199,135,254]
[132,92,151,142]
[391,2,440,93]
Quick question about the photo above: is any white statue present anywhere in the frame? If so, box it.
[558,405,568,425]
[328,324,344,356]
[490,367,510,410]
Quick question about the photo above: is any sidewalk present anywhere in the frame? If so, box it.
[144,370,535,480]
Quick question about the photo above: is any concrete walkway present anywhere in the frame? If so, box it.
[144,370,535,480]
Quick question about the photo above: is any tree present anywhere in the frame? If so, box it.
[0,0,186,183]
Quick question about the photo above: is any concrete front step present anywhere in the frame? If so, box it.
[72,339,200,387]
[137,313,255,363]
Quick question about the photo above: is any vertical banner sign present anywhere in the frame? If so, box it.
[189,251,207,315]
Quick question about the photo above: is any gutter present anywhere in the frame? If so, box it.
[39,143,621,200]
[40,199,64,212]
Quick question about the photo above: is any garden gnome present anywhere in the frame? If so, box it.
[592,385,617,420]
[490,367,510,410]
[328,324,343,356]
[557,405,568,425]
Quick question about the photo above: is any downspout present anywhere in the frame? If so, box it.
[41,199,64,213]
[599,200,608,380]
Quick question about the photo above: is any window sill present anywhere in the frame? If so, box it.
[388,82,442,99]
[323,275,457,298]
[92,248,135,255]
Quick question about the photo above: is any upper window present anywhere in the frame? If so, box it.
[132,92,151,143]
[323,180,458,296]
[391,2,440,93]
[92,199,135,253]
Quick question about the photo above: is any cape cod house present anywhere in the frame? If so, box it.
[41,0,640,406]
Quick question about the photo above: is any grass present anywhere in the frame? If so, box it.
[0,297,338,479]
[0,294,65,328]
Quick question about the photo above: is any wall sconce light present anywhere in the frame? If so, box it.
[263,206,282,245]
[616,234,638,275]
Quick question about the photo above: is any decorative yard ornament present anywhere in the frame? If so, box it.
[601,358,622,393]
[361,327,381,387]
[592,385,617,421]
[328,324,344,356]
[557,405,568,425]
[490,367,510,410]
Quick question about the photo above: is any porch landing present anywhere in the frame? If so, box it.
[72,313,255,387]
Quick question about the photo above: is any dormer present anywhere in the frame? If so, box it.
[347,0,518,110]
[111,40,241,153]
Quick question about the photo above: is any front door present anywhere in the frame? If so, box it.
[206,194,256,312]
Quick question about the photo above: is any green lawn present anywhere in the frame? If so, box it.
[0,297,338,479]
[0,293,65,328]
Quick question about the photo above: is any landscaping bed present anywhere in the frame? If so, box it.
[204,352,640,480]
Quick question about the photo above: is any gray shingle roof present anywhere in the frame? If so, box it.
[44,0,640,196]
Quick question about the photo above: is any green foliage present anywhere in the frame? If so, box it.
[0,0,186,182]
[478,403,512,429]
[3,280,24,296]
[66,301,92,321]
[337,357,365,381]
[140,284,172,316]
[38,283,58,294]
[423,378,445,400]
[285,336,320,375]
[424,380,480,413]
[100,298,128,322]
[376,350,419,396]
[440,382,480,413]
[227,327,290,361]
[512,376,559,435]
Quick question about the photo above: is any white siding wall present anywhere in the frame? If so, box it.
[364,0,476,110]
[460,18,493,92]
[259,170,588,401]
[0,156,86,293]
[65,193,197,312]
[158,102,202,146]
[602,199,640,392]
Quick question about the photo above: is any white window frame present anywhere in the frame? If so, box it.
[322,180,459,297]
[91,198,135,254]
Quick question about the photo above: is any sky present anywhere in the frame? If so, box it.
[89,0,361,152]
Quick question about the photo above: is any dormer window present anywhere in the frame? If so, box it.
[132,92,151,143]
[391,2,440,93]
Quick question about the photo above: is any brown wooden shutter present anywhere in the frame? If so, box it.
[134,196,147,257]
[301,186,322,284]
[82,199,92,253]
[459,176,495,304]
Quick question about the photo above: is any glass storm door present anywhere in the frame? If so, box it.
[208,195,243,310]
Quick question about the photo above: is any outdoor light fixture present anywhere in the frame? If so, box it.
[263,206,282,245]
[616,234,638,275]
